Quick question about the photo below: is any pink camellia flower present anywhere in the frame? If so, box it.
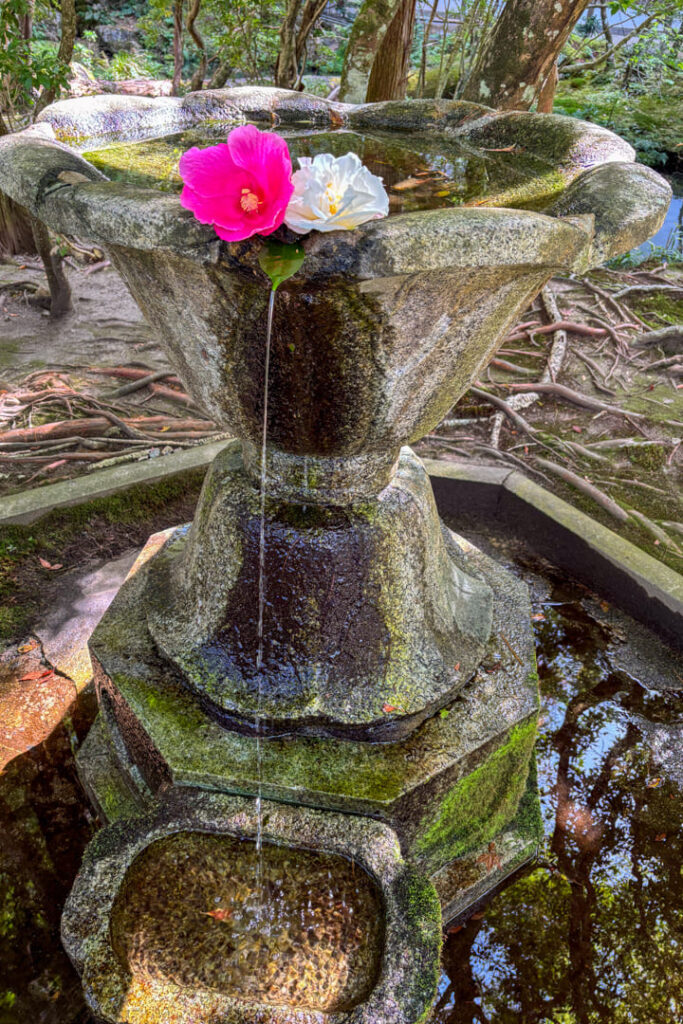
[178,125,294,242]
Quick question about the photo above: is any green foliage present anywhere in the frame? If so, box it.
[554,82,683,166]
[259,239,305,291]
[0,0,69,129]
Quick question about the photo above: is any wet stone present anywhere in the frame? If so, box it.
[110,831,383,1013]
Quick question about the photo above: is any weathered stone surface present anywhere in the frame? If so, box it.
[0,642,77,770]
[88,518,538,874]
[141,446,492,737]
[61,788,442,1024]
[35,549,138,691]
[108,225,588,449]
[0,85,662,1007]
[35,93,194,144]
[547,161,673,265]
[95,22,141,55]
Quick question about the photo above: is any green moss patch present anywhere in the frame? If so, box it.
[554,83,683,166]
[414,717,538,874]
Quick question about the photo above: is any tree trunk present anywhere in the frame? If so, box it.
[33,0,77,117]
[275,0,329,90]
[275,0,301,88]
[462,0,592,110]
[599,1,614,68]
[417,0,439,97]
[187,0,206,92]
[0,193,37,258]
[537,61,558,113]
[600,3,613,47]
[20,0,34,45]
[366,0,416,102]
[31,217,72,316]
[339,0,406,103]
[208,59,231,89]
[172,0,184,96]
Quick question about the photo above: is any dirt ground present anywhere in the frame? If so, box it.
[0,256,681,574]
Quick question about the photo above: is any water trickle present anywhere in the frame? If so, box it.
[254,287,276,920]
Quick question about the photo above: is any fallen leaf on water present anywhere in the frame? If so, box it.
[477,841,502,872]
[38,558,63,571]
[392,177,424,191]
[647,777,663,788]
[204,907,232,921]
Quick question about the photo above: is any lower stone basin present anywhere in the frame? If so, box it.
[61,790,442,1024]
[111,832,383,1014]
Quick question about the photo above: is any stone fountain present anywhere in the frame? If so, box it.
[0,88,670,1024]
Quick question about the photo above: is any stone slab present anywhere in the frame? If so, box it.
[0,642,77,770]
[423,459,683,653]
[35,548,139,691]
[0,439,232,525]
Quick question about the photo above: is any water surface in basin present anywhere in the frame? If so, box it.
[109,830,383,1013]
[83,127,568,214]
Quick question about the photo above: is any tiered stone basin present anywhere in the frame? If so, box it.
[0,88,670,1024]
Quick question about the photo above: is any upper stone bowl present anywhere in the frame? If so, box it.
[0,87,671,496]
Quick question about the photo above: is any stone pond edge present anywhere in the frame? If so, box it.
[0,439,680,651]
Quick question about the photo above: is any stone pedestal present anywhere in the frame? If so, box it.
[78,443,541,896]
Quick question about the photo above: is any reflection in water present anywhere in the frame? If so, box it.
[84,127,565,215]
[0,535,681,1022]
[434,539,683,1024]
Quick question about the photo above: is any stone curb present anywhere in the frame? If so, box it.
[0,442,680,650]
[0,440,232,525]
[425,459,683,653]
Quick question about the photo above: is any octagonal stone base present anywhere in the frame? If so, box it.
[82,506,540,875]
[65,482,541,1024]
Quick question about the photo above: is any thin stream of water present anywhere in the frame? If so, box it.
[254,287,276,921]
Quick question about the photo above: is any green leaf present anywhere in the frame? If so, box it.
[258,239,305,292]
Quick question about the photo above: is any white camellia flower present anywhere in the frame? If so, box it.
[284,152,389,234]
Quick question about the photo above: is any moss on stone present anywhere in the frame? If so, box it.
[414,716,538,874]
[394,866,442,1024]
[628,444,668,472]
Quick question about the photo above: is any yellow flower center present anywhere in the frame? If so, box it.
[240,188,260,213]
[325,183,342,216]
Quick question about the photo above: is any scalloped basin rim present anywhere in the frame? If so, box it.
[0,88,672,274]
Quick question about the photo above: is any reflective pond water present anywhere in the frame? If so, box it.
[1,527,681,1023]
[638,172,683,257]
[83,127,568,215]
